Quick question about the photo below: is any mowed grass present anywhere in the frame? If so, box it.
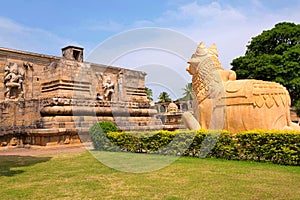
[0,150,300,200]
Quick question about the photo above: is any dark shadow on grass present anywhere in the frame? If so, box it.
[0,155,51,177]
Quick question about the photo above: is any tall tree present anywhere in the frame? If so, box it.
[178,83,193,101]
[158,91,172,103]
[145,87,153,101]
[231,22,300,109]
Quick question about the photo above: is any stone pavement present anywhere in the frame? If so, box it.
[0,144,86,156]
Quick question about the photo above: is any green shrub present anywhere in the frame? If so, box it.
[89,121,119,150]
[97,121,119,133]
[89,124,300,165]
[234,130,300,165]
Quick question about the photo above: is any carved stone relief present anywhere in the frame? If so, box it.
[96,73,116,101]
[4,62,25,99]
[103,76,115,101]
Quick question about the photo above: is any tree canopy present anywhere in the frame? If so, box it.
[178,83,193,101]
[158,91,172,103]
[145,87,153,101]
[231,22,300,108]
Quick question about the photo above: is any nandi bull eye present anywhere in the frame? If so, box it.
[186,63,196,75]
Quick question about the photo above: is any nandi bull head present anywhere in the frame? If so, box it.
[186,42,222,76]
[186,42,236,83]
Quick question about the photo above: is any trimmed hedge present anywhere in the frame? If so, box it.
[90,121,119,151]
[89,124,300,165]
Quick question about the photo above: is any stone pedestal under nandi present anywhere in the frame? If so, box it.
[0,46,162,147]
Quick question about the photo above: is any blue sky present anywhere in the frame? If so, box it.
[1,0,300,100]
[1,0,300,65]
[0,0,300,68]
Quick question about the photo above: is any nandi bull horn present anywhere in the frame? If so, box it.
[208,43,218,57]
[188,42,207,65]
[195,42,208,56]
[188,42,218,64]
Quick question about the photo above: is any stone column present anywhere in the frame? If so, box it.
[0,60,5,101]
[117,69,124,101]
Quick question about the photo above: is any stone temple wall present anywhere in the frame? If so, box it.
[0,46,162,147]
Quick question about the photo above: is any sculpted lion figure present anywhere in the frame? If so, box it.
[183,42,300,133]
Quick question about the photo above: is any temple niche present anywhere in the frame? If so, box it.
[0,46,162,147]
[103,77,115,101]
[4,62,25,99]
[95,73,116,101]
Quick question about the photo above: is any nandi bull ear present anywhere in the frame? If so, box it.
[195,41,208,56]
[209,43,218,57]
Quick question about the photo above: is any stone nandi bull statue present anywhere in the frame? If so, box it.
[183,42,300,133]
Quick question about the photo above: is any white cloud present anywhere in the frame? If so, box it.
[0,17,80,56]
[128,1,300,69]
[250,0,264,9]
[87,28,197,101]
[87,1,300,99]
[179,1,246,22]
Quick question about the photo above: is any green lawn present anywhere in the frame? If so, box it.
[0,150,299,200]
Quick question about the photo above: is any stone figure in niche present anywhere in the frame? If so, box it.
[4,62,25,99]
[96,93,103,101]
[103,77,114,101]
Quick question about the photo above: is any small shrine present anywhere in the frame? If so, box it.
[155,101,193,131]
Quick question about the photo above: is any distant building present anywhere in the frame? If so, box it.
[155,100,194,130]
[155,100,193,114]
